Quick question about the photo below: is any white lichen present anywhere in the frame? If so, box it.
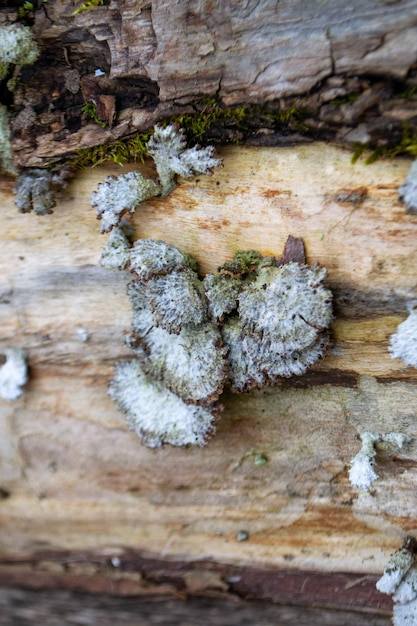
[394,566,417,604]
[129,322,226,404]
[91,171,161,233]
[0,348,28,402]
[389,302,417,368]
[399,160,417,215]
[0,24,39,80]
[110,239,334,445]
[377,538,417,626]
[147,123,222,196]
[0,103,15,174]
[349,431,412,491]
[100,224,131,270]
[91,124,222,231]
[14,166,73,215]
[109,360,217,447]
[141,270,208,334]
[207,253,333,392]
[130,238,196,280]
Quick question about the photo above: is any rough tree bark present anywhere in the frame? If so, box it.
[1,1,417,623]
[1,0,417,167]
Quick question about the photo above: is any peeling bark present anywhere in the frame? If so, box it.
[1,0,417,167]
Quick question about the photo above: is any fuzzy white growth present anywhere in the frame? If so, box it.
[394,566,417,604]
[130,238,195,280]
[212,256,333,391]
[100,225,131,270]
[377,546,415,595]
[133,322,226,404]
[14,166,73,214]
[91,172,161,233]
[109,360,216,447]
[349,431,412,491]
[239,263,332,353]
[0,348,28,402]
[393,598,417,626]
[377,539,417,625]
[390,302,417,368]
[147,123,222,196]
[0,103,14,174]
[349,431,380,490]
[399,160,417,215]
[0,24,39,79]
[143,270,208,333]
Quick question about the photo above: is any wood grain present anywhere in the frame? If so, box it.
[0,145,416,605]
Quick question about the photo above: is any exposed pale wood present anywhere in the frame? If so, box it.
[4,0,417,166]
[0,145,416,612]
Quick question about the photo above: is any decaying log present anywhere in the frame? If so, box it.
[1,0,417,167]
[0,145,416,617]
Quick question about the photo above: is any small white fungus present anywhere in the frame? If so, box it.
[0,348,28,402]
[390,302,417,369]
[349,431,412,491]
[399,160,417,214]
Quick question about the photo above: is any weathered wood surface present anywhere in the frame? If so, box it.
[0,144,416,612]
[0,587,392,626]
[3,0,417,166]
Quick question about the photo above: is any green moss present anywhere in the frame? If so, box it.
[71,98,306,170]
[328,93,360,106]
[81,102,107,129]
[72,0,104,16]
[351,122,417,164]
[72,132,152,169]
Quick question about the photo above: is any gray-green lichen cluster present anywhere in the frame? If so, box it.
[0,23,39,80]
[208,254,333,392]
[14,166,74,214]
[0,24,39,175]
[377,539,417,626]
[0,104,15,175]
[109,239,226,447]
[109,239,334,447]
[91,123,222,236]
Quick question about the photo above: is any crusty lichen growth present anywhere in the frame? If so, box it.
[389,301,417,368]
[206,252,333,392]
[100,221,134,270]
[110,240,227,445]
[349,431,412,491]
[0,23,39,80]
[0,104,15,174]
[109,360,217,448]
[0,348,28,402]
[377,538,417,626]
[91,123,222,232]
[147,123,222,196]
[91,171,160,233]
[14,166,73,215]
[127,239,227,405]
[110,238,334,446]
[399,159,417,214]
